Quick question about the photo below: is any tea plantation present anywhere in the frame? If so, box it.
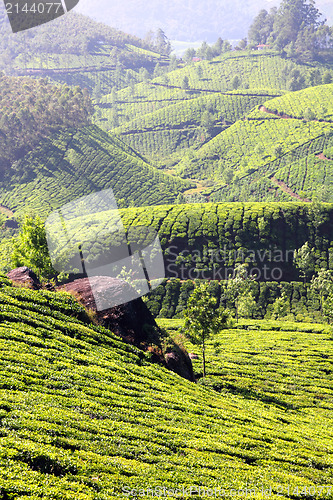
[53,202,333,281]
[0,125,189,217]
[171,84,333,202]
[92,51,333,202]
[0,276,332,498]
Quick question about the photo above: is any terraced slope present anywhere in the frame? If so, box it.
[15,43,165,96]
[48,202,333,282]
[0,277,332,498]
[174,84,333,202]
[0,125,188,217]
[1,6,164,96]
[261,84,333,121]
[159,317,333,411]
[95,51,333,171]
[100,51,332,117]
[107,91,275,163]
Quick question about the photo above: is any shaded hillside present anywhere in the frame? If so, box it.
[0,75,91,170]
[0,125,189,216]
[45,202,333,281]
[0,6,167,95]
[0,276,332,497]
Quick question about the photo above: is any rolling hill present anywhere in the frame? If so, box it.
[94,53,333,202]
[176,84,333,202]
[0,6,166,96]
[41,201,333,282]
[0,276,332,498]
[95,51,333,192]
[0,125,189,217]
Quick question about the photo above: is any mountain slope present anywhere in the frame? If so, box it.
[0,6,165,95]
[108,91,277,164]
[0,276,332,497]
[96,51,333,168]
[0,125,188,216]
[173,83,333,202]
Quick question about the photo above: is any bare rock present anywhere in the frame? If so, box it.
[7,267,40,289]
[61,276,195,381]
[165,344,195,382]
[60,276,161,348]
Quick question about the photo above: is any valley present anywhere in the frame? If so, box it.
[0,0,333,497]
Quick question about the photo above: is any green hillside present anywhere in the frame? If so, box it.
[0,125,189,217]
[100,51,332,108]
[173,84,333,202]
[261,84,333,120]
[0,277,332,498]
[107,91,276,164]
[0,75,91,170]
[94,51,333,192]
[1,6,166,96]
[44,202,333,282]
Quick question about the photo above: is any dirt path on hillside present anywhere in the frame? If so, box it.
[270,176,311,202]
[259,105,333,124]
[183,180,206,196]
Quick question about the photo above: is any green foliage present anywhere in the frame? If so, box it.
[175,84,333,202]
[310,268,333,312]
[104,91,265,163]
[183,282,228,376]
[11,216,55,280]
[0,125,188,216]
[0,264,332,499]
[294,241,315,282]
[0,7,161,62]
[59,202,333,284]
[0,76,91,169]
[271,291,290,319]
[237,291,258,319]
[225,264,256,321]
[248,0,333,60]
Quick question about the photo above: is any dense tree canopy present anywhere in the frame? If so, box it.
[248,0,333,60]
[0,75,92,169]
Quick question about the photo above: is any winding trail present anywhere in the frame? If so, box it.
[270,176,311,202]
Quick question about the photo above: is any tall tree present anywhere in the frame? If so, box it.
[11,216,56,280]
[248,8,277,45]
[183,282,229,377]
[294,242,315,283]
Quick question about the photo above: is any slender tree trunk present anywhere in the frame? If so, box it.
[202,337,206,378]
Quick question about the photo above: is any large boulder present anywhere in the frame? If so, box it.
[165,345,195,382]
[7,267,40,289]
[60,276,161,347]
[60,276,195,381]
